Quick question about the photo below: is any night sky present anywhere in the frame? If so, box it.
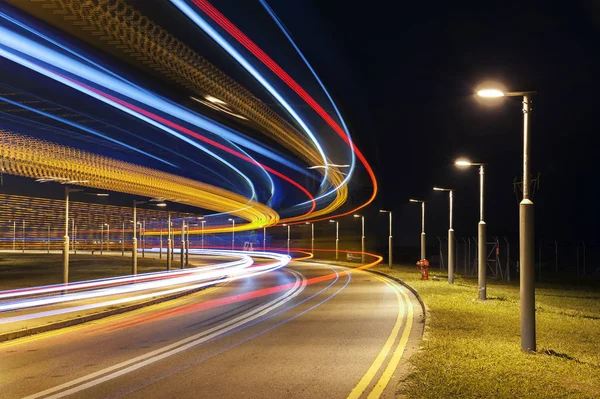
[266,0,600,247]
[1,0,598,253]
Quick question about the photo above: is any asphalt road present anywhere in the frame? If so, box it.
[0,260,423,399]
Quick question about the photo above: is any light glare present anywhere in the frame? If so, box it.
[477,89,505,98]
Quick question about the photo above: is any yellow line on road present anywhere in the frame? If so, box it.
[346,274,405,399]
[367,284,414,399]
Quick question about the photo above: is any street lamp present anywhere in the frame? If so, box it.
[409,199,426,261]
[455,158,487,300]
[263,225,267,252]
[329,219,339,260]
[354,214,365,264]
[201,219,206,250]
[478,87,537,352]
[434,187,455,284]
[64,187,82,283]
[8,220,15,251]
[305,222,314,256]
[283,223,290,254]
[379,210,392,267]
[228,218,235,251]
[104,223,109,252]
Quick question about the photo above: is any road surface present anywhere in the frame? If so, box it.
[0,260,423,399]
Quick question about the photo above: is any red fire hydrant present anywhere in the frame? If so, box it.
[416,259,429,280]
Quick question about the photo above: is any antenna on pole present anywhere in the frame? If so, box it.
[513,172,540,202]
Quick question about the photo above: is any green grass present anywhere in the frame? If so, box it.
[373,265,600,399]
[0,253,174,290]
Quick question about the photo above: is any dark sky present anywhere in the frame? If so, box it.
[266,0,600,247]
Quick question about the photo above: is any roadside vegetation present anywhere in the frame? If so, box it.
[374,264,600,399]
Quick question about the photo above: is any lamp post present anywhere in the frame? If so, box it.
[167,212,172,271]
[456,159,487,300]
[283,224,290,254]
[354,214,365,264]
[122,221,125,256]
[228,218,235,251]
[477,87,537,352]
[22,220,25,253]
[47,225,50,254]
[180,220,185,269]
[63,187,82,283]
[10,220,15,251]
[141,219,145,258]
[329,220,339,260]
[434,187,455,284]
[379,210,392,267]
[305,222,314,256]
[409,199,426,261]
[263,225,266,252]
[201,219,206,250]
[100,223,104,255]
[104,223,109,252]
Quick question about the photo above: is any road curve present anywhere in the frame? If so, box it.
[0,260,423,399]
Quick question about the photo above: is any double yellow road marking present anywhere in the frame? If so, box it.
[347,273,414,399]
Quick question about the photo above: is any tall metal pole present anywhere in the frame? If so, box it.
[106,224,109,252]
[141,220,145,258]
[420,202,426,260]
[12,220,15,251]
[520,94,536,352]
[63,188,69,284]
[286,225,290,254]
[100,224,103,255]
[202,220,205,250]
[389,212,393,267]
[122,221,125,256]
[180,220,185,269]
[448,190,455,284]
[74,224,77,254]
[478,165,487,300]
[132,201,138,275]
[231,219,235,251]
[22,220,25,253]
[263,226,266,252]
[311,223,314,256]
[47,225,50,254]
[167,212,172,271]
[71,219,75,253]
[159,229,163,259]
[185,223,190,267]
[335,221,339,261]
[361,216,365,264]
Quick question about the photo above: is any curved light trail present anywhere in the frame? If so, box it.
[181,0,379,222]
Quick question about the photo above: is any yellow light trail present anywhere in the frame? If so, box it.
[0,129,278,232]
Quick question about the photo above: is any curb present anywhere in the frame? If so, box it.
[0,283,218,343]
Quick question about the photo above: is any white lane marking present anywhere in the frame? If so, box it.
[23,268,306,399]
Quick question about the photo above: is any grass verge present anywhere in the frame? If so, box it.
[373,265,600,399]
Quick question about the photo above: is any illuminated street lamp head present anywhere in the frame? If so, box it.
[477,89,504,98]
[353,214,361,218]
[305,222,310,225]
[282,223,287,226]
[155,203,167,207]
[455,159,473,167]
[379,209,389,213]
[329,219,336,223]
[228,218,234,222]
[433,187,453,192]
[409,199,423,203]
[95,193,110,197]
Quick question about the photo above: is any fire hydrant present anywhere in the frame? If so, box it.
[416,259,429,280]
